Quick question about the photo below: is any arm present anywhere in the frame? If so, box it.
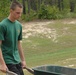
[0,40,8,73]
[18,40,26,68]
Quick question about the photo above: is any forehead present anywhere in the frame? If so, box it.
[14,6,23,12]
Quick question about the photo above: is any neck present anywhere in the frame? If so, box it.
[8,15,16,22]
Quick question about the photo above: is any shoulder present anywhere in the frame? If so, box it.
[0,18,8,31]
[15,20,22,28]
[16,20,22,25]
[0,18,8,26]
[0,21,4,28]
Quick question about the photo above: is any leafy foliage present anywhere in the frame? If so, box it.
[0,0,10,21]
[0,0,76,21]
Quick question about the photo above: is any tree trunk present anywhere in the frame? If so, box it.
[70,1,75,12]
[58,0,61,11]
[30,0,37,11]
[27,0,31,13]
[38,0,41,10]
[54,0,57,4]
[61,0,64,10]
[13,0,17,2]
[22,0,26,14]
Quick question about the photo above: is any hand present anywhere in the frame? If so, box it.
[0,64,8,73]
[21,61,26,69]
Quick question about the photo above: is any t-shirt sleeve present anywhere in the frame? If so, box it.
[18,25,22,40]
[0,25,5,40]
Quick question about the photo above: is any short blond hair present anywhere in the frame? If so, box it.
[10,1,23,10]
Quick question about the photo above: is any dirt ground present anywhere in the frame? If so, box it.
[21,19,76,67]
[22,19,76,43]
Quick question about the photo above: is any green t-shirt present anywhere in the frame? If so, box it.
[0,18,22,64]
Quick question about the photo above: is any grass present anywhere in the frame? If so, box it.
[23,37,76,67]
[22,19,76,75]
[0,19,76,75]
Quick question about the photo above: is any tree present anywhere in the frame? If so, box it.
[10,0,17,1]
[70,0,75,12]
[58,0,64,11]
[27,0,31,13]
[30,0,37,11]
[22,0,26,14]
